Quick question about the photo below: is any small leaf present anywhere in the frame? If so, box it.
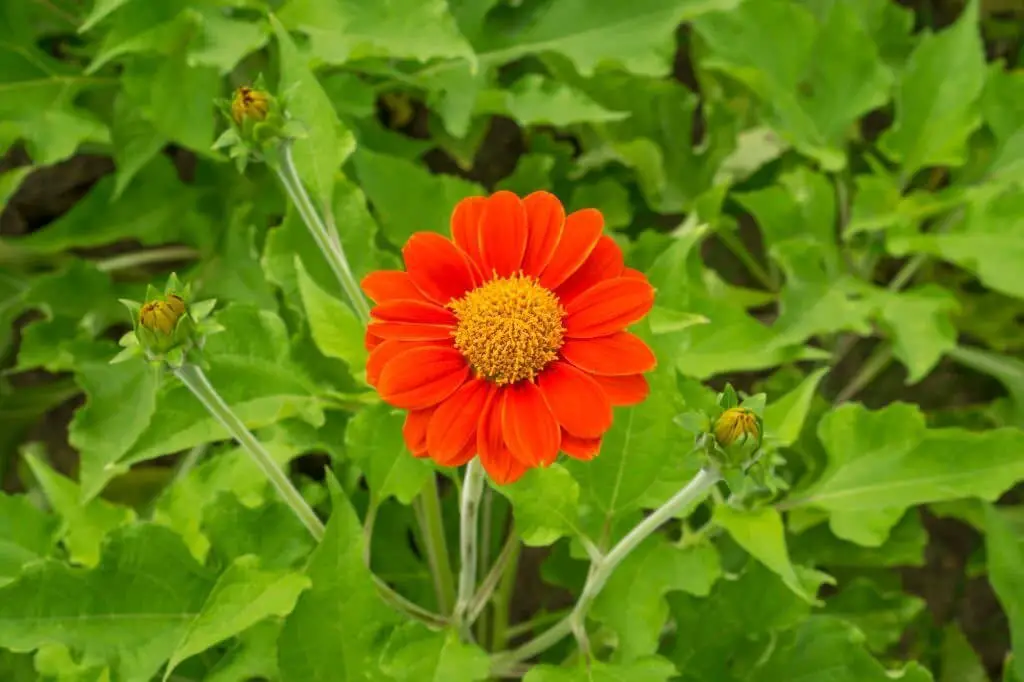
[296,257,366,376]
[984,505,1024,682]
[499,465,583,547]
[524,657,678,682]
[380,623,490,681]
[763,367,828,447]
[344,403,433,506]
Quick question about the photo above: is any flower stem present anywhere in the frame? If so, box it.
[274,143,370,324]
[491,467,721,672]
[486,534,521,651]
[453,458,486,638]
[174,363,446,627]
[417,476,457,614]
[174,363,326,541]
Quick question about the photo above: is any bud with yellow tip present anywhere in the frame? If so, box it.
[714,407,761,448]
[231,86,270,125]
[140,295,186,336]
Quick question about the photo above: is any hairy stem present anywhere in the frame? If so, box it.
[174,363,325,540]
[491,467,721,672]
[274,144,370,323]
[453,459,486,638]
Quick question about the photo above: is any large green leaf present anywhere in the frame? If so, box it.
[695,0,891,170]
[789,402,1024,545]
[878,0,985,178]
[590,538,720,660]
[984,505,1024,682]
[0,524,213,682]
[164,555,310,680]
[280,0,473,65]
[524,657,678,682]
[0,492,57,586]
[379,623,490,681]
[277,478,401,681]
[344,403,433,506]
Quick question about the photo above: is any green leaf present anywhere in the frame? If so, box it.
[524,657,678,682]
[280,0,473,65]
[695,0,891,170]
[940,624,988,682]
[344,403,432,506]
[715,505,820,602]
[499,464,583,547]
[749,616,931,682]
[9,158,208,254]
[25,448,136,567]
[473,0,740,76]
[0,524,213,682]
[296,257,366,376]
[477,75,629,127]
[791,402,1024,545]
[591,538,720,660]
[889,186,1024,301]
[272,14,356,213]
[278,478,400,681]
[352,148,483,244]
[878,0,985,178]
[820,578,925,653]
[203,621,282,682]
[164,555,310,680]
[379,623,491,681]
[873,285,959,383]
[763,367,828,448]
[0,492,57,586]
[984,504,1024,682]
[789,510,927,568]
[947,345,1024,424]
[202,493,317,571]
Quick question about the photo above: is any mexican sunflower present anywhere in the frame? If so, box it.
[362,191,656,484]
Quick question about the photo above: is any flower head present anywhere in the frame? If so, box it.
[139,294,186,336]
[714,407,760,448]
[231,86,270,125]
[362,191,656,484]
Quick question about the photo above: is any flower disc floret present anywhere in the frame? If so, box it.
[450,275,565,385]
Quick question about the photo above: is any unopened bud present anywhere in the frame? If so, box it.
[231,86,269,125]
[714,407,760,448]
[140,296,186,336]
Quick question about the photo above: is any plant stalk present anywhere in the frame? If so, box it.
[274,144,370,323]
[173,362,325,541]
[453,458,486,638]
[491,467,721,672]
[417,476,457,614]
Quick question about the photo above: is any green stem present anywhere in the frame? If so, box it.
[716,228,775,291]
[834,343,894,404]
[453,459,486,638]
[174,363,446,627]
[95,246,200,273]
[275,144,370,324]
[491,467,721,672]
[173,363,325,541]
[503,608,570,642]
[418,476,457,614]
[469,529,519,623]
[488,535,521,651]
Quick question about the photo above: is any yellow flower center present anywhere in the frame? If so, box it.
[449,274,566,385]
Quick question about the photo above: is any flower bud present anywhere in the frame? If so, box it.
[139,297,185,336]
[231,86,270,125]
[714,407,760,448]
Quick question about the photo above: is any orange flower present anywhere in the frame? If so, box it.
[362,191,656,484]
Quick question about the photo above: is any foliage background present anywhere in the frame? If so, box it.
[2,0,1024,680]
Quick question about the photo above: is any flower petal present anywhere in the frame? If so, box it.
[368,299,457,340]
[451,196,486,268]
[593,374,649,406]
[426,378,491,466]
[403,407,434,457]
[365,330,383,352]
[403,232,478,304]
[362,271,426,303]
[521,191,565,276]
[501,381,560,467]
[378,346,469,409]
[479,191,528,278]
[477,391,528,485]
[622,267,646,280]
[367,339,450,386]
[555,235,624,305]
[539,208,604,290]
[560,430,602,461]
[564,277,655,338]
[560,333,656,376]
[373,299,456,324]
[537,361,612,439]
